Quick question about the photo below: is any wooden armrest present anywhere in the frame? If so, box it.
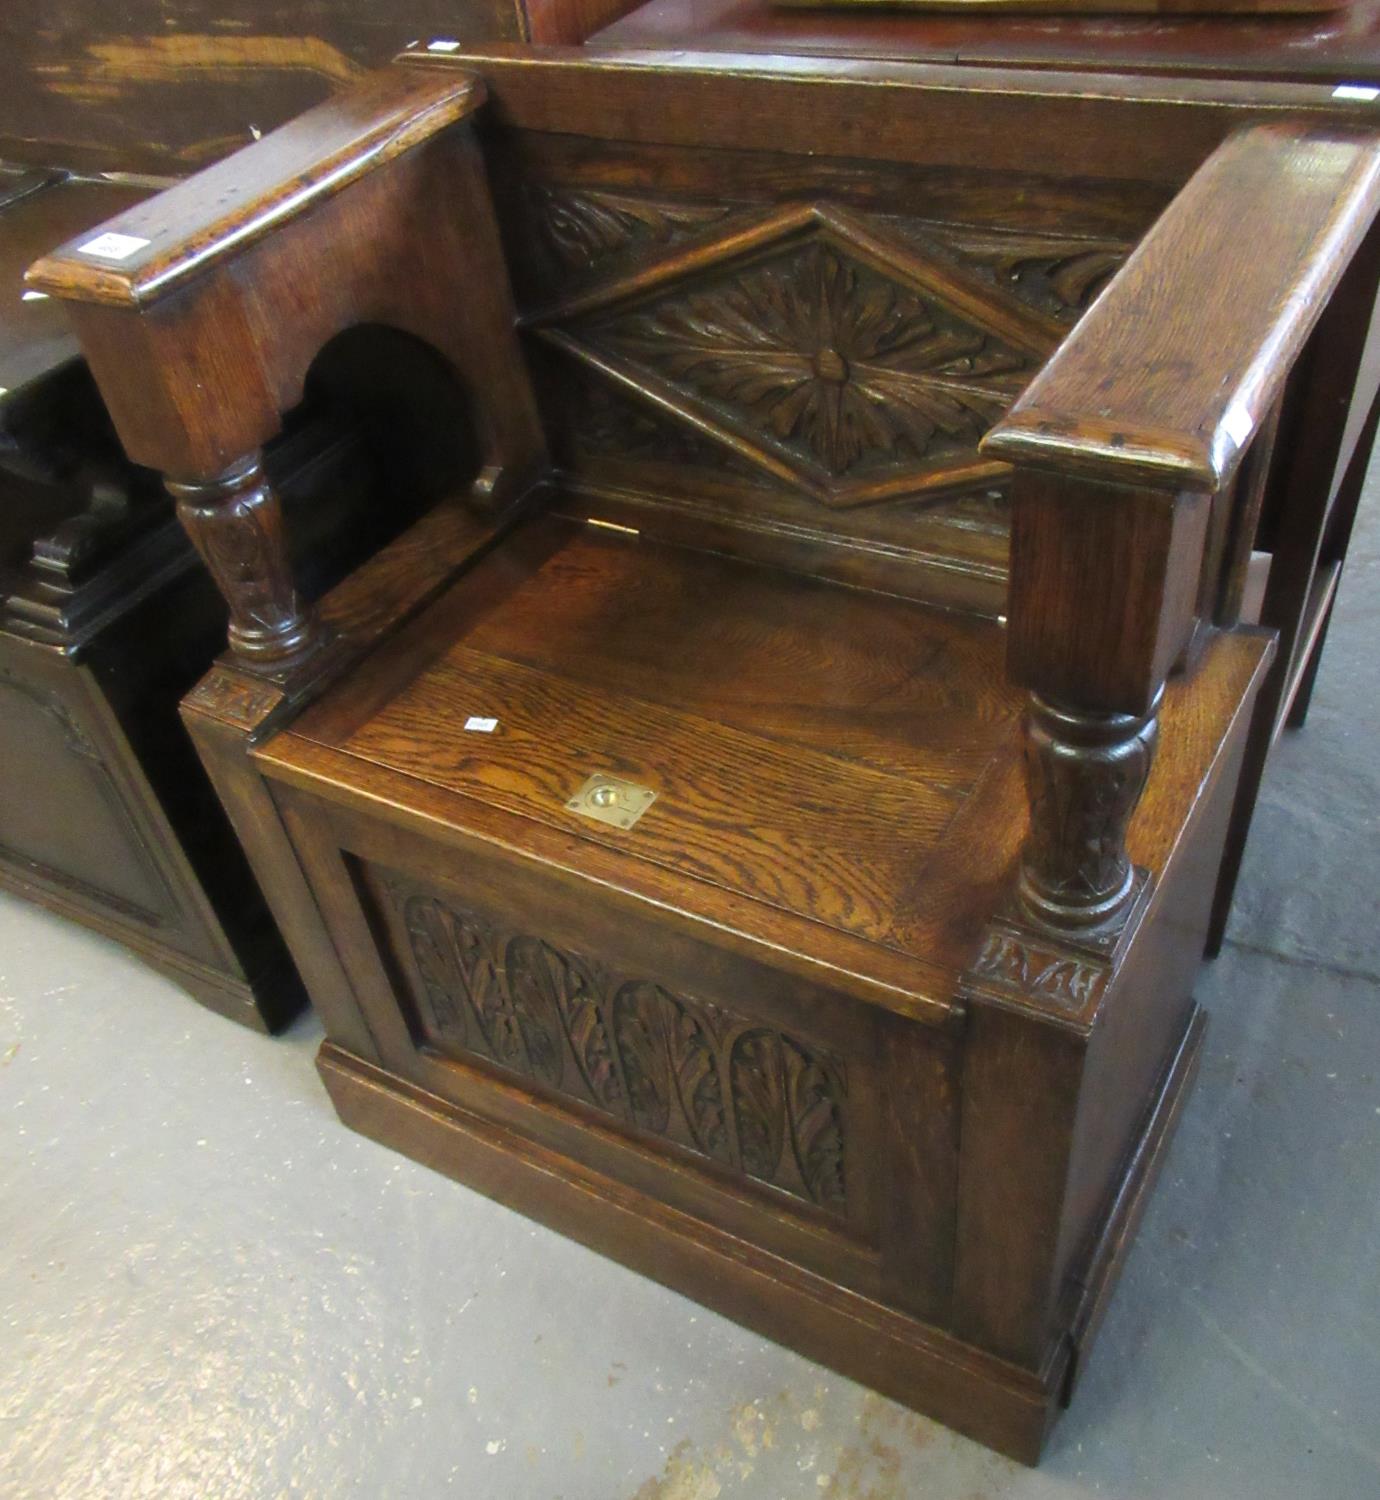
[982,123,1380,493]
[25,66,485,310]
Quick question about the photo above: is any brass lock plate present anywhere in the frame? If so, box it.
[565,773,657,831]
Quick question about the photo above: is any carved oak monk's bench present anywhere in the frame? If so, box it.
[27,50,1380,1459]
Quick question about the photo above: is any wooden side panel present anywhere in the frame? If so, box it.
[0,640,196,942]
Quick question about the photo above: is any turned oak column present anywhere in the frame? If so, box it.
[1002,468,1210,935]
[166,456,320,667]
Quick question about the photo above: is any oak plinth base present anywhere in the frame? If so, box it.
[317,1002,1205,1464]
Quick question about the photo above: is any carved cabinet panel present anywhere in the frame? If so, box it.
[0,664,179,927]
[375,873,851,1220]
[532,203,1056,508]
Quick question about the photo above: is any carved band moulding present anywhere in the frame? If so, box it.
[382,877,848,1217]
[533,187,1128,326]
[530,201,1068,508]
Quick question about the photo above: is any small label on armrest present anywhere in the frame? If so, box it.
[464,716,499,733]
[76,231,151,261]
[426,38,461,51]
[1222,402,1255,451]
[1333,84,1380,102]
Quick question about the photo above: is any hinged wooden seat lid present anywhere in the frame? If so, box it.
[260,509,1270,1026]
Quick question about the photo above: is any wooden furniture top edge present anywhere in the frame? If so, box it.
[398,37,1380,109]
[397,43,1380,184]
[259,731,967,1026]
[982,122,1380,491]
[765,0,1345,14]
[0,174,153,396]
[590,0,1380,84]
[24,66,486,309]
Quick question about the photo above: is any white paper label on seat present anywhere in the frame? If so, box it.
[464,716,499,732]
[76,232,151,261]
[1333,84,1380,101]
[426,38,461,51]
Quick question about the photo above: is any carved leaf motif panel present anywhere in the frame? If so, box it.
[532,186,733,280]
[613,981,731,1162]
[384,881,849,1219]
[509,934,622,1109]
[783,1038,848,1212]
[527,186,1128,325]
[887,222,1128,325]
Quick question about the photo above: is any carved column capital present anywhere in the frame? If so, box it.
[168,454,319,668]
[1018,690,1160,934]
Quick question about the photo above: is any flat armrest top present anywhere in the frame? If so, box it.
[982,123,1380,493]
[25,65,485,310]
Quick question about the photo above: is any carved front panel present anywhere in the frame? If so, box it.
[379,876,848,1218]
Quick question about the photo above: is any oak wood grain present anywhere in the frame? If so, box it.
[21,43,1342,1463]
[403,44,1380,184]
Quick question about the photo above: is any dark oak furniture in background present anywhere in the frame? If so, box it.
[0,0,642,177]
[599,0,1380,81]
[28,48,1380,1458]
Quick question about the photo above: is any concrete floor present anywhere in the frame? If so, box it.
[3,501,1380,1500]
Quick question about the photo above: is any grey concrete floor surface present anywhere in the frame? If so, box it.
[3,505,1380,1500]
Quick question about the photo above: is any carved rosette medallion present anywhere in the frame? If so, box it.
[386,880,848,1217]
[531,203,1054,508]
[593,242,1030,481]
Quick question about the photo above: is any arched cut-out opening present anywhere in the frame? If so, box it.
[271,323,481,604]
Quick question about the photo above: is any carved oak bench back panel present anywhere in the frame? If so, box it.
[487,131,1148,604]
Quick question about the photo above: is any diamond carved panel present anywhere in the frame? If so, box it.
[532,202,1061,508]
